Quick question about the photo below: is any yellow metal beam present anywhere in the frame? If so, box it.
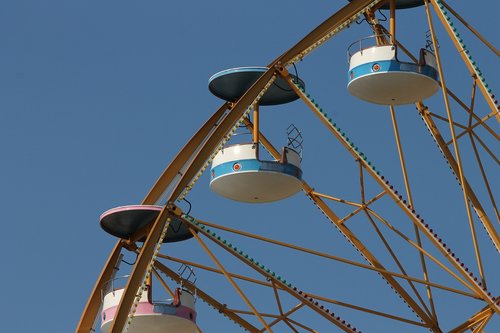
[437,0,500,57]
[183,218,365,332]
[143,102,230,205]
[268,0,384,66]
[259,300,306,333]
[77,2,500,332]
[282,65,500,320]
[107,68,274,333]
[75,241,123,333]
[244,115,485,300]
[108,212,172,333]
[448,304,495,333]
[389,0,396,44]
[190,228,274,332]
[363,210,435,320]
[151,268,175,298]
[76,103,232,333]
[78,2,387,331]
[244,82,440,330]
[307,290,430,328]
[195,217,479,299]
[307,187,439,330]
[389,105,437,321]
[154,261,260,331]
[168,69,275,203]
[418,105,499,250]
[158,254,274,288]
[373,6,499,257]
[468,133,500,222]
[429,0,500,122]
[424,1,487,287]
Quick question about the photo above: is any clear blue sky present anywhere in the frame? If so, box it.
[1,1,498,332]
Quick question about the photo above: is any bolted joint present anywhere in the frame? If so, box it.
[122,240,138,252]
[218,303,227,313]
[168,204,183,217]
[275,63,289,77]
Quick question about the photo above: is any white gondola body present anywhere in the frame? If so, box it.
[210,143,303,203]
[101,288,197,333]
[347,45,439,105]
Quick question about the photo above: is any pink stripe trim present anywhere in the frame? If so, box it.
[100,205,162,220]
[102,301,196,324]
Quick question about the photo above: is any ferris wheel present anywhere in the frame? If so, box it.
[76,0,499,332]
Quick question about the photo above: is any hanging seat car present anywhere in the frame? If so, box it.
[347,35,439,105]
[210,142,303,203]
[208,66,304,203]
[101,280,197,333]
[100,205,193,242]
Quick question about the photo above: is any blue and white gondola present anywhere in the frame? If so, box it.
[347,42,439,105]
[210,143,303,203]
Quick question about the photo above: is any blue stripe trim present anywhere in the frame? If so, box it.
[153,303,177,315]
[211,159,302,180]
[348,60,438,83]
[209,67,267,83]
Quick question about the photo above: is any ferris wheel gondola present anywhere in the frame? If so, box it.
[101,278,197,333]
[347,36,439,105]
[208,66,305,203]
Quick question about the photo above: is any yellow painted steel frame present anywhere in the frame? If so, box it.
[365,3,499,325]
[76,0,498,332]
[243,110,439,333]
[154,261,260,332]
[75,103,229,333]
[425,0,499,251]
[281,66,500,315]
[76,1,385,332]
[189,229,274,331]
[181,218,479,299]
[424,0,487,290]
[283,67,495,292]
[389,105,437,321]
[449,305,496,333]
[143,102,230,205]
[76,241,123,333]
[364,3,499,325]
[429,0,499,123]
[181,218,364,333]
[371,9,499,324]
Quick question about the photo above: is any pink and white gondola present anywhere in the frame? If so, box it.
[101,286,197,333]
